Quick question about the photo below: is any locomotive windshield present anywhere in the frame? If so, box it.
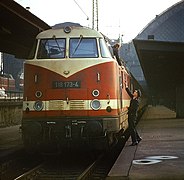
[37,39,66,59]
[69,38,98,58]
[99,38,112,58]
[36,37,111,59]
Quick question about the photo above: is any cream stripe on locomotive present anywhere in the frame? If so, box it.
[26,59,114,78]
[23,99,130,111]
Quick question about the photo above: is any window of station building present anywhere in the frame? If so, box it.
[69,38,98,58]
[99,38,112,58]
[37,39,66,59]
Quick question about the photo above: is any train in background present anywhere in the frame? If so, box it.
[21,23,146,153]
[0,70,24,93]
[0,73,15,91]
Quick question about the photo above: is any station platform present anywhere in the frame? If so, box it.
[107,105,184,180]
[0,125,23,159]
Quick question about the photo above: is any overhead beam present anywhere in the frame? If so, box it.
[0,0,50,31]
[0,0,50,58]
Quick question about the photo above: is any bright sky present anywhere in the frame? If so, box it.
[15,0,181,42]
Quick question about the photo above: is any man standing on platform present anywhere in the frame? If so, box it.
[125,84,142,146]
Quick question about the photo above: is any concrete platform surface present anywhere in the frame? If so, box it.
[107,106,184,180]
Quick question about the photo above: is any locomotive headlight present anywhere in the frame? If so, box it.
[34,101,44,111]
[92,89,100,97]
[90,99,101,110]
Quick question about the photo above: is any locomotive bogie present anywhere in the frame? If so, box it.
[22,117,118,151]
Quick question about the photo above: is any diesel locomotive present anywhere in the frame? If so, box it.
[21,24,138,152]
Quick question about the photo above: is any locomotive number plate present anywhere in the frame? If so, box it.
[53,81,81,88]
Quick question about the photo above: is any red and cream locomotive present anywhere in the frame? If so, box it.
[22,24,133,152]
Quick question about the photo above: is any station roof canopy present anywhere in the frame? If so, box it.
[133,39,184,92]
[0,0,51,58]
[131,0,184,96]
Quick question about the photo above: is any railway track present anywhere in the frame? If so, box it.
[1,129,129,180]
[14,135,127,180]
[0,149,43,180]
[14,153,100,180]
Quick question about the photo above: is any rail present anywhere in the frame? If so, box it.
[14,164,43,180]
[14,157,100,180]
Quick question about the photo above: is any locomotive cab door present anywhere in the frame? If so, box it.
[119,69,129,130]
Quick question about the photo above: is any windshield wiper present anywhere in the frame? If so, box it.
[72,35,83,56]
[52,35,65,54]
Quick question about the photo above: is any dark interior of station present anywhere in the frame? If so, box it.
[134,39,184,117]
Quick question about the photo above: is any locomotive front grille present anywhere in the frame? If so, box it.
[70,100,85,110]
[47,100,85,110]
[49,100,64,110]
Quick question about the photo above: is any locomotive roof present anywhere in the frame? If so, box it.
[36,26,104,39]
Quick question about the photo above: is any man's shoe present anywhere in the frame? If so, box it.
[137,137,142,143]
[130,141,138,146]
